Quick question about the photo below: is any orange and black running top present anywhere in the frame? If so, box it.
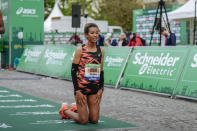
[77,44,102,95]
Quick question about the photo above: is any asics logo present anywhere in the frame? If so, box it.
[16,7,23,15]
[16,7,36,15]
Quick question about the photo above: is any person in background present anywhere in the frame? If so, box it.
[69,32,82,45]
[59,23,104,124]
[97,32,110,46]
[160,27,176,46]
[0,10,5,34]
[128,33,143,47]
[117,33,128,47]
[82,34,88,45]
[125,31,132,42]
[105,33,117,46]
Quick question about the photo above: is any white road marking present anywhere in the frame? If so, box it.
[10,111,58,116]
[31,120,75,124]
[0,99,36,103]
[0,94,22,98]
[0,123,12,128]
[31,120,104,125]
[0,90,9,93]
[0,104,55,109]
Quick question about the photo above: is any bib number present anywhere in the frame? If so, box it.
[84,64,100,81]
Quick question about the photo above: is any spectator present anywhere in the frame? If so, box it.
[125,31,132,42]
[105,33,117,46]
[128,33,143,47]
[160,27,176,46]
[97,33,110,46]
[69,32,82,45]
[117,33,128,47]
[82,34,88,45]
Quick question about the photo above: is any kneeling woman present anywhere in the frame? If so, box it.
[59,23,104,124]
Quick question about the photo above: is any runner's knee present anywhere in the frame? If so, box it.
[79,116,88,124]
[90,119,98,124]
[89,116,99,124]
[79,118,88,124]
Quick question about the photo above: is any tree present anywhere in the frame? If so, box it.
[45,0,95,18]
[59,0,95,16]
[96,0,143,32]
[144,0,181,9]
[44,0,55,20]
[44,0,144,31]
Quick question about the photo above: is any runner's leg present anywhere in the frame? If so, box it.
[87,91,103,123]
[64,96,89,124]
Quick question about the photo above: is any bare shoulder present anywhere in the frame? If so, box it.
[100,47,104,53]
[75,46,82,54]
[73,46,83,64]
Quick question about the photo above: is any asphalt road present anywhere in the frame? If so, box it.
[0,70,197,131]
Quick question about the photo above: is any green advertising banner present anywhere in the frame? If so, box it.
[63,45,76,80]
[16,45,46,73]
[10,0,44,64]
[1,0,44,67]
[103,47,130,86]
[17,45,76,80]
[39,45,76,79]
[174,47,197,98]
[18,45,130,86]
[120,46,189,95]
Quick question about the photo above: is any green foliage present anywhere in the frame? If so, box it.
[45,0,95,18]
[97,0,143,32]
[144,1,179,9]
[44,0,55,20]
[44,0,144,31]
[59,0,95,16]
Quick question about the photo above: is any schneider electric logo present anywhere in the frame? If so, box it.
[24,49,42,63]
[105,56,123,67]
[132,52,180,77]
[16,7,37,17]
[44,49,67,65]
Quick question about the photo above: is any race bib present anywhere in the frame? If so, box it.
[84,64,100,81]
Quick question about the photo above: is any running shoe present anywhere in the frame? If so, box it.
[59,102,68,119]
[70,102,78,113]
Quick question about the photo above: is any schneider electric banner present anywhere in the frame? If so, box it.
[17,45,76,79]
[16,45,46,73]
[39,45,76,79]
[175,47,197,98]
[103,47,130,86]
[120,47,189,95]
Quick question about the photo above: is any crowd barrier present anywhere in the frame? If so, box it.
[173,46,197,99]
[103,47,130,86]
[17,45,76,80]
[17,45,197,100]
[120,46,189,96]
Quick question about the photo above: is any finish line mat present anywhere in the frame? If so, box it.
[0,86,136,131]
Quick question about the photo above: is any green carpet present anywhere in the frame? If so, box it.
[0,86,136,131]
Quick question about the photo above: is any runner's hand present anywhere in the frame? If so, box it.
[95,89,103,104]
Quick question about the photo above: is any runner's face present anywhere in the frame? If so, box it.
[86,27,99,43]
